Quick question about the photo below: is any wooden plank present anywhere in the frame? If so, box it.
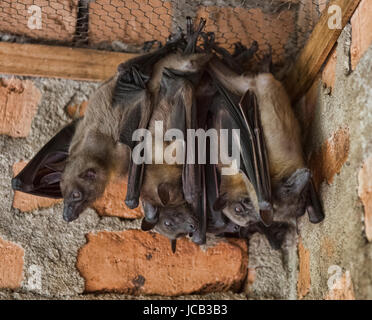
[351,0,372,70]
[284,0,361,103]
[0,42,136,81]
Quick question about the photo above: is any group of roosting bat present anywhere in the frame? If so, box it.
[12,18,324,253]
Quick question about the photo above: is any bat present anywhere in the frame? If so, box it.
[207,47,324,233]
[139,18,211,252]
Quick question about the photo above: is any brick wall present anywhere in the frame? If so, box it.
[0,0,372,300]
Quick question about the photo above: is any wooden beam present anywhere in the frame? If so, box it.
[0,42,136,81]
[284,0,361,103]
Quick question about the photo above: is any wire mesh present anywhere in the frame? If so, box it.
[0,0,330,69]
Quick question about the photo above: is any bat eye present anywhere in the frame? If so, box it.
[164,220,173,227]
[234,225,239,231]
[72,191,82,201]
[188,224,196,232]
[235,206,242,213]
[80,168,97,180]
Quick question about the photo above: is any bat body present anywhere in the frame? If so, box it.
[60,76,131,221]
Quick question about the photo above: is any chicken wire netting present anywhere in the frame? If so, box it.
[0,0,330,70]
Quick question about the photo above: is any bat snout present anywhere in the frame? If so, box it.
[63,201,83,222]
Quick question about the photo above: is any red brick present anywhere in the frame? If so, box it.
[297,238,311,299]
[77,230,248,296]
[93,176,143,219]
[358,156,372,242]
[322,46,337,90]
[325,271,355,300]
[351,0,372,70]
[196,7,295,64]
[12,161,62,212]
[0,0,78,41]
[89,0,172,45]
[0,237,24,289]
[309,127,350,189]
[0,78,41,138]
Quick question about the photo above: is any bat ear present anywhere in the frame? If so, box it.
[141,201,159,231]
[141,218,158,231]
[259,207,274,227]
[79,168,97,181]
[45,160,67,172]
[157,183,171,206]
[142,201,159,223]
[213,193,228,211]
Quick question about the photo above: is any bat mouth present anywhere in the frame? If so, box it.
[63,201,85,222]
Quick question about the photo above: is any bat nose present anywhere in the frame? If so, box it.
[63,202,79,222]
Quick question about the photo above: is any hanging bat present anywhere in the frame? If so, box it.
[207,49,324,231]
[139,18,211,252]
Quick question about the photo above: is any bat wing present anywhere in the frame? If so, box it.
[210,77,273,226]
[204,110,226,232]
[113,40,183,209]
[160,68,207,245]
[11,121,78,199]
[114,67,151,209]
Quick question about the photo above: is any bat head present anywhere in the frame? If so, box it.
[60,132,116,222]
[141,183,199,244]
[214,193,261,228]
[154,206,198,241]
[141,203,198,254]
[155,183,199,240]
[60,157,108,222]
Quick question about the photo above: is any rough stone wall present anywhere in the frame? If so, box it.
[0,0,371,300]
